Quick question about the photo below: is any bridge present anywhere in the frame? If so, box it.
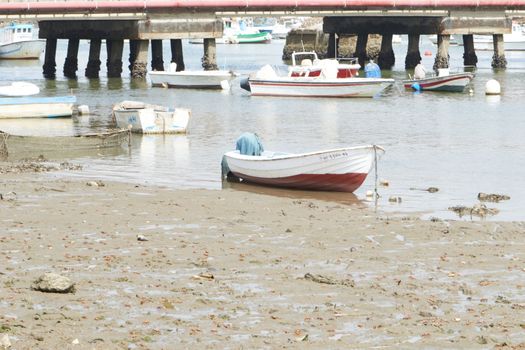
[1,0,523,78]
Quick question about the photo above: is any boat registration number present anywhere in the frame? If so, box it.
[320,151,349,161]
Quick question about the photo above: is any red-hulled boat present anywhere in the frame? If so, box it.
[222,145,385,193]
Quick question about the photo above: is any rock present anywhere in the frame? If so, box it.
[477,192,510,202]
[86,180,105,188]
[379,179,389,186]
[31,273,76,293]
[0,192,17,201]
[475,335,488,344]
[72,338,80,345]
[304,273,354,287]
[449,204,499,218]
[136,234,149,242]
[427,187,439,193]
[1,334,11,349]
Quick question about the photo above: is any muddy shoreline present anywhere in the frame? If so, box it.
[1,165,524,349]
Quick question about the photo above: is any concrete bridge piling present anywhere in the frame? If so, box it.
[106,39,124,78]
[202,38,218,71]
[151,40,164,72]
[433,34,450,71]
[170,39,185,71]
[130,40,149,79]
[42,38,57,79]
[85,39,102,78]
[377,34,395,70]
[63,39,79,78]
[492,34,507,68]
[405,34,422,69]
[463,35,478,67]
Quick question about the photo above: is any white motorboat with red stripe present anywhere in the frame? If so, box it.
[223,145,384,193]
[240,51,394,98]
[402,69,474,92]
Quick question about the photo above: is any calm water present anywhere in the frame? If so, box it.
[1,37,524,221]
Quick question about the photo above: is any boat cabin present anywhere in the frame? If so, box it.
[0,23,35,44]
[289,51,361,78]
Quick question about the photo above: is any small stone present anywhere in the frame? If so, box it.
[31,272,75,293]
[86,181,99,187]
[72,338,80,345]
[1,334,11,349]
[379,179,389,186]
[475,335,488,344]
[137,235,149,242]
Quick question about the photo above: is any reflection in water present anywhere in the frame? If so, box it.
[222,180,363,207]
[485,95,501,106]
[107,78,123,90]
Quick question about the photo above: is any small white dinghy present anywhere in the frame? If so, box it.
[149,63,237,90]
[222,133,385,193]
[0,82,40,97]
[113,100,191,134]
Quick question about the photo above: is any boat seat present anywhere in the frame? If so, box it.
[301,59,313,66]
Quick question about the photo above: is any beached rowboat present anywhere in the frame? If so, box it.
[223,145,384,192]
[0,129,130,158]
[403,71,474,92]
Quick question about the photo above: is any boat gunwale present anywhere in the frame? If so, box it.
[225,145,385,162]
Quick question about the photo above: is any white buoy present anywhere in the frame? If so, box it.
[485,79,501,95]
[77,105,90,115]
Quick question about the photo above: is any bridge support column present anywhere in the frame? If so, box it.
[63,39,79,79]
[85,39,101,78]
[130,40,149,79]
[170,39,185,71]
[42,38,57,79]
[405,34,421,69]
[327,33,339,58]
[202,38,218,71]
[491,34,507,69]
[462,35,478,67]
[106,39,124,78]
[433,34,450,71]
[151,39,164,71]
[355,34,368,71]
[378,34,395,70]
[128,40,138,72]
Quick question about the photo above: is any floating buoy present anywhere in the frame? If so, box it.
[424,50,432,56]
[485,79,501,95]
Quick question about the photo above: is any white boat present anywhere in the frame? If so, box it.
[0,23,45,59]
[403,69,474,92]
[113,100,191,134]
[222,140,385,193]
[474,22,525,51]
[0,82,40,97]
[241,51,394,98]
[150,63,237,90]
[0,95,76,119]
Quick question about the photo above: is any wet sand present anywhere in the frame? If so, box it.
[1,166,524,349]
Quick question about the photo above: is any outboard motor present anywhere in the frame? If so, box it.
[240,77,251,92]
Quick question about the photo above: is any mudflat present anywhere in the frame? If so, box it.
[1,167,524,349]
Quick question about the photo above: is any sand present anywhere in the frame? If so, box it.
[1,162,524,349]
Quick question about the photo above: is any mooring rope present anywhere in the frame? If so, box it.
[373,145,379,209]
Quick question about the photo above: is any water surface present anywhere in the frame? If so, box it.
[1,37,524,221]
